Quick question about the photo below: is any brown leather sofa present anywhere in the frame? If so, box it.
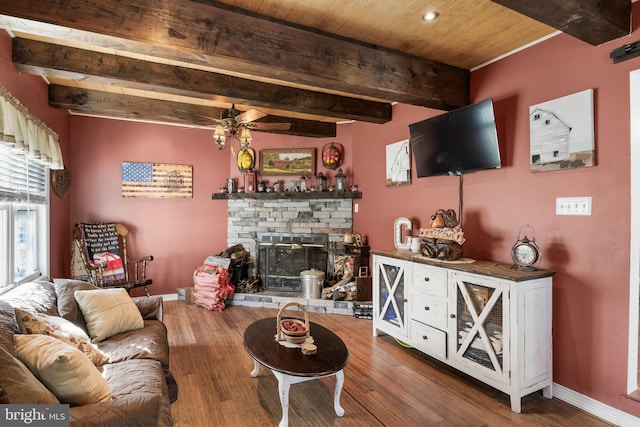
[0,280,177,426]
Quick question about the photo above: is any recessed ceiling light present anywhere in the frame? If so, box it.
[423,11,439,21]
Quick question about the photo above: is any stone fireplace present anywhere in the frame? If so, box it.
[256,232,328,292]
[224,195,356,291]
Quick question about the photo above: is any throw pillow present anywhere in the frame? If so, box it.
[53,278,100,332]
[14,308,109,365]
[74,288,144,342]
[14,334,112,406]
[0,346,59,404]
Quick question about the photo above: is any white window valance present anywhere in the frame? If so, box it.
[0,86,63,170]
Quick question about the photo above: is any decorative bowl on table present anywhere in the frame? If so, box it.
[281,319,308,343]
[276,302,311,344]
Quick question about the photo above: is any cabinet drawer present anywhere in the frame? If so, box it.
[410,320,447,359]
[412,265,447,297]
[409,293,448,330]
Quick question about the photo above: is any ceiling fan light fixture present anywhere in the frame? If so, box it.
[239,127,252,150]
[214,125,227,150]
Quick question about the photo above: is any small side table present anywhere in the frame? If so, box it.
[243,317,349,427]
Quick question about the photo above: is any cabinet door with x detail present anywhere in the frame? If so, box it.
[449,272,510,386]
[373,256,409,339]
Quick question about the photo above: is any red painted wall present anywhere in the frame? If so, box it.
[69,117,352,296]
[3,1,640,416]
[352,4,640,417]
[69,118,228,296]
[0,31,70,279]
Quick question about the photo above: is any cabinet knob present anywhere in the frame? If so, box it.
[424,306,430,311]
[423,277,430,282]
[450,314,456,318]
[422,335,428,340]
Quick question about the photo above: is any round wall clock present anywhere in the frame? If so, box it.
[51,165,70,197]
[511,225,541,271]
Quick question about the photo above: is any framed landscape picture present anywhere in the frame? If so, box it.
[259,148,315,176]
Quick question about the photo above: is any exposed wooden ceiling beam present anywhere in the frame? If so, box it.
[12,38,391,124]
[48,85,337,138]
[491,0,631,46]
[0,0,469,111]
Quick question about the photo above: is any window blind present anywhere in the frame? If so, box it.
[0,144,47,203]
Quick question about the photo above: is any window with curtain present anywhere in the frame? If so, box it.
[0,87,63,290]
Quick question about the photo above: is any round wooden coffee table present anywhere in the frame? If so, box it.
[243,317,349,427]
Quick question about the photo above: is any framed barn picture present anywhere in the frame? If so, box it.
[259,148,315,176]
[386,139,411,187]
[529,89,595,172]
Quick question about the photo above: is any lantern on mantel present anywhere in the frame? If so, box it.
[335,169,346,192]
[315,172,327,192]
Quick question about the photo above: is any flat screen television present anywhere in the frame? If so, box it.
[409,98,501,178]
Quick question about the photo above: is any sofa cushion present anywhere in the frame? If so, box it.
[15,308,109,365]
[74,288,144,342]
[1,281,58,316]
[68,359,173,427]
[53,278,101,333]
[96,319,170,368]
[0,300,19,356]
[132,295,164,321]
[14,334,112,406]
[0,346,59,404]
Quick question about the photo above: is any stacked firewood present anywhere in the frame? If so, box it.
[322,275,356,300]
[322,256,357,300]
[236,277,262,293]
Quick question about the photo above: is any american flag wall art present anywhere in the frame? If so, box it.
[121,162,193,198]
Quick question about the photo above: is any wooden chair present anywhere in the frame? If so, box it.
[72,222,153,296]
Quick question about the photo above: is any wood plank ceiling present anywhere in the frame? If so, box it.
[0,0,632,138]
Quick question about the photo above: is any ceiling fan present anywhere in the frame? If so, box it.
[212,104,291,151]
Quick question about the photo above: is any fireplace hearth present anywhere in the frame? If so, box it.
[257,232,328,293]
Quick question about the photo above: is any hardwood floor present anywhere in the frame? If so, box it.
[164,301,612,426]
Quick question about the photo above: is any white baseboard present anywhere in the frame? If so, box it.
[155,294,640,426]
[160,293,179,301]
[554,383,640,426]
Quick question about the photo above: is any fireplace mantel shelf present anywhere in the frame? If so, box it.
[212,191,362,200]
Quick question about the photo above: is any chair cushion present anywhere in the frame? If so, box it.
[15,308,109,365]
[14,334,112,406]
[0,346,59,404]
[74,288,144,342]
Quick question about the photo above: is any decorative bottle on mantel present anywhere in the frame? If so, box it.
[227,178,236,193]
[300,176,307,192]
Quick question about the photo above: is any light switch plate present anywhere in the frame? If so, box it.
[556,197,592,216]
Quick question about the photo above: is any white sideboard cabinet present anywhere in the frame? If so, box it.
[372,250,554,413]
